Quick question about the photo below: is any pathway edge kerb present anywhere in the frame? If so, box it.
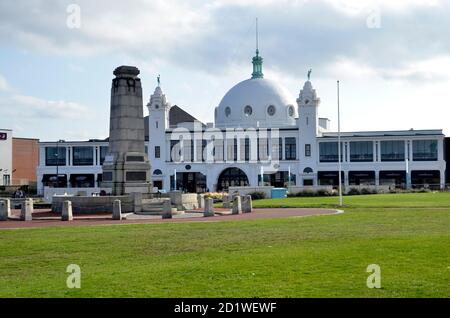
[0,208,340,230]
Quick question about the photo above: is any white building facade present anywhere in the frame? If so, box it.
[0,129,13,186]
[36,50,447,193]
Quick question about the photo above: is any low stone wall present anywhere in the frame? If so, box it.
[52,195,134,214]
[169,192,199,210]
[288,185,334,194]
[44,187,111,204]
[345,185,391,194]
[228,186,274,199]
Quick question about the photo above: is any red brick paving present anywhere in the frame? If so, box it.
[0,208,340,230]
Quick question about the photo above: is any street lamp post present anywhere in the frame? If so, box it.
[55,140,65,188]
[337,81,343,207]
[55,141,60,188]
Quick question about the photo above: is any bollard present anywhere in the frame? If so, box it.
[197,194,205,209]
[162,200,172,219]
[204,198,214,217]
[0,199,11,221]
[132,192,143,213]
[113,199,122,220]
[61,200,73,221]
[242,195,253,213]
[20,198,33,221]
[222,194,231,209]
[232,196,242,215]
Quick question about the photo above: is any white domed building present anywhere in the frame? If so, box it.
[36,48,447,196]
[143,48,446,193]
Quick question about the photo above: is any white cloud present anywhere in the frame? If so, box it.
[2,94,93,120]
[0,74,10,92]
[325,55,450,82]
[324,0,443,15]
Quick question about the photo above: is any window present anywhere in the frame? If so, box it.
[225,107,231,117]
[305,144,311,157]
[183,140,194,162]
[288,106,295,117]
[350,141,373,162]
[233,137,238,161]
[319,142,342,162]
[244,137,250,161]
[226,138,234,161]
[45,146,66,166]
[258,138,269,161]
[73,147,94,166]
[196,139,207,162]
[170,140,180,162]
[380,141,405,161]
[100,146,108,165]
[413,140,438,161]
[154,146,161,159]
[285,137,297,160]
[156,121,159,129]
[2,175,10,186]
[214,138,224,161]
[271,137,283,160]
[267,105,276,116]
[244,105,252,116]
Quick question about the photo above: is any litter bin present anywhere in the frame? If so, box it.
[271,188,288,199]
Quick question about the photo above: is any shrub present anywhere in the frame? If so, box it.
[204,192,226,202]
[248,191,266,200]
[316,189,336,196]
[294,189,316,197]
[360,187,378,195]
[347,188,361,195]
[412,188,431,193]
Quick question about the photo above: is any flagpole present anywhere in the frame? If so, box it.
[174,168,177,191]
[260,166,264,186]
[337,80,343,207]
[288,165,291,192]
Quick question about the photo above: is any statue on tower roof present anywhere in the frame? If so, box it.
[307,68,312,81]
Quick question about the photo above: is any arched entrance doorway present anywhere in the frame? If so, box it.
[217,168,249,191]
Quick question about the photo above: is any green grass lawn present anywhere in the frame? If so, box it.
[0,192,449,297]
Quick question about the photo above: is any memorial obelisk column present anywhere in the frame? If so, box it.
[102,66,151,195]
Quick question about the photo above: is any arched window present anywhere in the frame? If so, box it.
[217,168,249,191]
[303,167,313,174]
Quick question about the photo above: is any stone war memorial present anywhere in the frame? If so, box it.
[102,66,152,195]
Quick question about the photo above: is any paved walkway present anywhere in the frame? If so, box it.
[0,208,341,230]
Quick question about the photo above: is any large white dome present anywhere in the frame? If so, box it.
[214,48,298,128]
[215,77,298,128]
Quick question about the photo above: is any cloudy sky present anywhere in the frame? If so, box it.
[0,0,449,141]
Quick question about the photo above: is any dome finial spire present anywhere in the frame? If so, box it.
[256,17,259,56]
[251,18,264,79]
